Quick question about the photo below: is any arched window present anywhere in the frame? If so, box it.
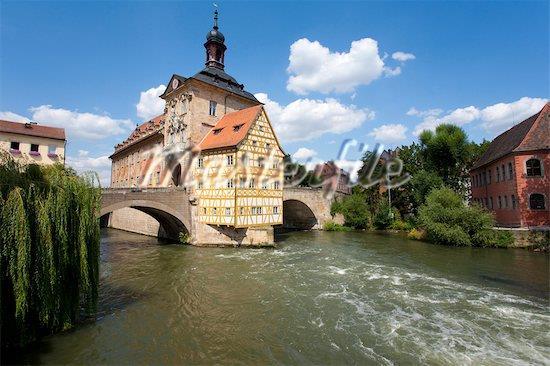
[526,159,542,177]
[529,194,545,210]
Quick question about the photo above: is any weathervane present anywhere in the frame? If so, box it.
[213,3,219,29]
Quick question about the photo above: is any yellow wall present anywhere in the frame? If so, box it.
[0,131,65,165]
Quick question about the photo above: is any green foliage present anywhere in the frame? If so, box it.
[419,187,505,247]
[373,200,400,229]
[390,219,413,231]
[407,228,426,241]
[410,170,444,208]
[178,232,191,245]
[0,155,101,349]
[323,221,352,232]
[331,193,372,230]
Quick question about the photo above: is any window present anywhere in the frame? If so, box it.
[225,207,231,216]
[213,128,223,135]
[251,207,256,215]
[239,177,246,188]
[273,206,279,214]
[249,178,255,188]
[511,195,516,209]
[252,140,257,147]
[258,157,264,167]
[498,196,502,209]
[266,143,271,151]
[508,162,513,180]
[504,195,508,208]
[30,144,39,155]
[227,155,234,166]
[272,160,279,169]
[227,179,234,188]
[198,181,203,189]
[262,180,268,189]
[209,101,217,116]
[10,141,20,150]
[274,181,280,190]
[529,194,545,210]
[526,159,542,177]
[197,158,204,168]
[490,197,494,209]
[488,170,491,184]
[496,167,500,182]
[233,124,243,132]
[212,207,217,215]
[257,207,262,214]
[259,125,264,132]
[203,207,207,214]
[501,164,505,180]
[483,172,487,186]
[239,207,244,215]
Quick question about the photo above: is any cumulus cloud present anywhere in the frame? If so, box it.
[66,150,111,186]
[292,147,317,160]
[368,124,408,143]
[411,97,547,136]
[136,84,166,120]
[0,111,30,123]
[256,93,375,142]
[392,51,416,62]
[287,38,410,95]
[480,97,547,132]
[29,105,133,140]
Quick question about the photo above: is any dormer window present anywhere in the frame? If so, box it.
[209,101,217,116]
[233,124,243,132]
[213,128,223,135]
[10,141,20,150]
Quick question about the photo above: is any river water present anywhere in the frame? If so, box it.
[21,229,549,365]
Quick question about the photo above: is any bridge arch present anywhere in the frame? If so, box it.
[100,199,190,240]
[282,199,319,230]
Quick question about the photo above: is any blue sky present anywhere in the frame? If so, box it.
[1,1,548,183]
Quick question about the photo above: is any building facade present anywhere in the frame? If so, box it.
[0,120,65,165]
[470,103,549,228]
[313,161,352,195]
[108,11,285,245]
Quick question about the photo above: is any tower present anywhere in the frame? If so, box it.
[204,9,226,70]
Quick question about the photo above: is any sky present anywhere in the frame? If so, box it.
[1,1,548,184]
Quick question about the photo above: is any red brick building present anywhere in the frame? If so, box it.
[470,103,549,228]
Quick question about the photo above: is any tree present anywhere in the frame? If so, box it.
[419,124,470,194]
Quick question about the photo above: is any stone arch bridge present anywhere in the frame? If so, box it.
[100,187,343,241]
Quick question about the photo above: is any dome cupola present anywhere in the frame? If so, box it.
[204,9,227,69]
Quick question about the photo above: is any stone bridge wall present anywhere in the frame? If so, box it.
[282,187,344,230]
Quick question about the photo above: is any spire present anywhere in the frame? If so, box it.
[204,7,226,69]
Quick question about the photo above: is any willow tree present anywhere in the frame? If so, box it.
[0,155,101,349]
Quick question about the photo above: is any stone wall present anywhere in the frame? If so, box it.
[107,207,162,237]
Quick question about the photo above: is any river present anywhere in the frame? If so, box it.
[19,229,549,365]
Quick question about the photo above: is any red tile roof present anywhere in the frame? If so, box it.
[472,102,550,169]
[198,105,263,151]
[0,120,65,141]
[113,114,164,154]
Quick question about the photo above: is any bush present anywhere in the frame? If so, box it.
[390,219,414,231]
[419,187,500,247]
[178,232,191,244]
[373,201,400,229]
[331,193,372,230]
[323,221,352,232]
[407,228,426,240]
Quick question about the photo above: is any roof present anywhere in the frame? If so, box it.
[198,105,263,151]
[472,102,550,170]
[0,119,65,141]
[111,114,164,157]
[161,68,260,104]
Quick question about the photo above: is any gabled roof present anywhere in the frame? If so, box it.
[160,67,260,104]
[0,120,65,141]
[472,102,550,169]
[198,105,263,151]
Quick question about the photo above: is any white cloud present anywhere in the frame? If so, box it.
[287,38,391,95]
[480,97,547,133]
[406,107,442,117]
[256,93,375,142]
[292,147,317,160]
[136,84,166,121]
[368,124,408,143]
[66,151,111,187]
[383,66,402,77]
[411,97,547,136]
[0,111,30,123]
[392,51,416,62]
[29,105,133,140]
